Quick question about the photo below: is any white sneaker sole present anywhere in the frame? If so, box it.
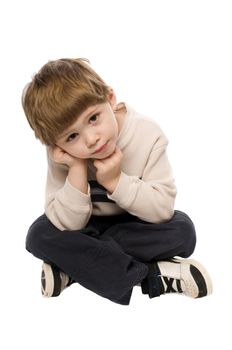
[41,262,55,297]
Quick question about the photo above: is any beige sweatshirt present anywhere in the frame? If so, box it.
[45,102,177,231]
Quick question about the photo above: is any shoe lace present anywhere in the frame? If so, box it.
[160,276,183,293]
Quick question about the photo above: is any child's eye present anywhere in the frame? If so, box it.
[66,133,78,142]
[89,114,99,123]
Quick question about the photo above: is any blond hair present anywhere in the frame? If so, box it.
[22,58,110,146]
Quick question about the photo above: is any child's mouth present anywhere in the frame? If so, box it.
[93,141,108,154]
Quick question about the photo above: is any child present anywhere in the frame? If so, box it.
[22,58,212,305]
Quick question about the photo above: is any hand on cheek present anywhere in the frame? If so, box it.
[48,146,87,168]
[93,146,123,193]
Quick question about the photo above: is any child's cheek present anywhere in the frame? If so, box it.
[65,146,84,159]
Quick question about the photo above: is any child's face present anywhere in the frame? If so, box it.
[56,101,120,159]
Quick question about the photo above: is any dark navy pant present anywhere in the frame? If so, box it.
[26,210,196,305]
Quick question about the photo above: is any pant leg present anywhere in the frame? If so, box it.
[25,214,148,305]
[99,210,197,262]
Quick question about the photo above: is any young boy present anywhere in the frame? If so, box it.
[22,58,212,305]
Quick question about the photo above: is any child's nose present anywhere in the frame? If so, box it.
[85,132,100,147]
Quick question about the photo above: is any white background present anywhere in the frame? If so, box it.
[1,0,231,349]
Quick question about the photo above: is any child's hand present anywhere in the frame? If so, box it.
[48,146,87,168]
[93,146,123,193]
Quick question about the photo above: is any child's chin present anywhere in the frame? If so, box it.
[95,147,115,159]
[95,152,113,159]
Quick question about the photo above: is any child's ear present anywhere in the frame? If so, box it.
[107,87,117,111]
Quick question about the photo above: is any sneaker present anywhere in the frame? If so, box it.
[141,258,213,299]
[41,262,73,297]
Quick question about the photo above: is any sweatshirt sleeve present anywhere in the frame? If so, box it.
[107,143,177,223]
[44,149,92,231]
